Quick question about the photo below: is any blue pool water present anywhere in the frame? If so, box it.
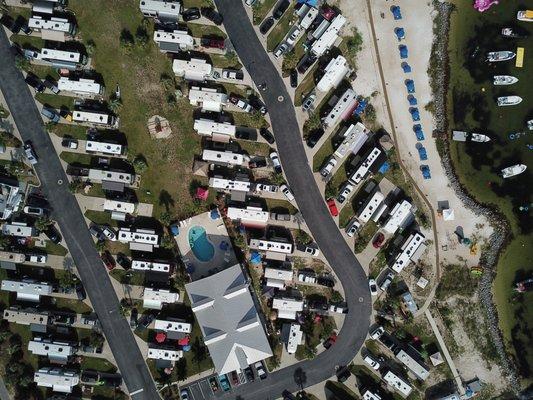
[188,226,214,262]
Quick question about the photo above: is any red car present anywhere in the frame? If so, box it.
[100,251,116,271]
[323,333,337,349]
[326,198,339,217]
[372,233,385,248]
[201,37,225,50]
[322,6,336,21]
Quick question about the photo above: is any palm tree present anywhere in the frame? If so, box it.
[108,97,122,114]
[35,217,52,232]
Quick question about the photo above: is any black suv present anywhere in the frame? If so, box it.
[259,128,275,144]
[306,129,325,148]
[182,7,200,21]
[25,73,45,93]
[201,7,223,25]
[273,0,290,19]
[290,69,298,88]
[259,16,275,35]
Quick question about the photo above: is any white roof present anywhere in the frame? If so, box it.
[391,232,425,273]
[349,147,382,185]
[202,149,248,166]
[88,169,134,185]
[249,239,293,254]
[208,177,251,192]
[147,346,183,361]
[34,368,79,393]
[29,15,72,33]
[172,58,212,81]
[323,88,357,128]
[299,6,319,30]
[272,297,304,320]
[285,323,303,354]
[143,288,179,310]
[28,338,76,359]
[227,206,269,226]
[0,251,25,263]
[85,140,122,155]
[311,14,346,57]
[442,208,455,221]
[395,349,430,380]
[194,119,236,137]
[118,228,159,245]
[72,110,113,125]
[0,178,22,220]
[131,259,170,272]
[139,0,181,17]
[358,191,384,223]
[362,389,382,400]
[2,222,35,237]
[154,30,193,48]
[334,122,369,159]
[3,308,50,325]
[383,370,412,396]
[383,200,413,234]
[265,278,285,289]
[57,77,102,95]
[39,48,82,63]
[189,86,228,112]
[264,267,293,281]
[103,199,135,214]
[317,55,350,92]
[1,280,53,302]
[185,264,272,374]
[154,318,192,333]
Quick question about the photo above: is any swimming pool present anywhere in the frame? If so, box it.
[188,226,215,262]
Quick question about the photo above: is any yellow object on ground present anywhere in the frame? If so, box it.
[470,243,478,255]
[516,47,524,68]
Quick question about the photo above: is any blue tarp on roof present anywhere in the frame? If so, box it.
[378,161,390,174]
[399,44,408,59]
[402,62,412,73]
[297,0,318,5]
[395,27,405,40]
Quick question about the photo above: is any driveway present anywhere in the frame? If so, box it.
[212,1,372,398]
[0,29,159,400]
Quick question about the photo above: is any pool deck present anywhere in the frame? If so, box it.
[174,211,238,281]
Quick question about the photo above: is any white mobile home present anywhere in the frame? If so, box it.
[357,191,384,223]
[28,15,76,35]
[3,307,50,326]
[316,55,351,93]
[34,368,79,393]
[118,228,159,246]
[154,318,192,333]
[143,288,179,310]
[188,86,228,112]
[349,147,382,185]
[323,88,357,128]
[154,30,194,52]
[383,370,412,396]
[1,279,53,302]
[311,14,347,57]
[2,221,36,237]
[208,177,251,192]
[194,119,236,140]
[227,206,269,227]
[28,337,76,361]
[103,199,136,214]
[139,0,181,21]
[391,233,426,273]
[85,140,123,156]
[383,200,414,235]
[147,346,183,361]
[172,58,212,81]
[334,122,369,159]
[39,48,87,65]
[57,77,103,96]
[131,259,171,272]
[249,239,293,254]
[72,110,116,127]
[299,6,319,30]
[88,169,135,185]
[202,149,249,167]
[272,297,304,320]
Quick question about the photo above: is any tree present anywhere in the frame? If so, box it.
[68,179,84,193]
[295,230,311,245]
[86,39,96,56]
[282,50,298,72]
[35,217,52,232]
[119,29,135,52]
[108,97,122,114]
[14,56,30,71]
[135,26,149,47]
[160,74,175,91]
[303,111,322,133]
[303,346,316,359]
[161,234,175,250]
[269,172,286,186]
[59,271,76,290]
[0,233,9,249]
[133,156,148,174]
[331,290,344,303]
[191,337,207,369]
[345,28,363,62]
[89,331,104,349]
[174,358,188,381]
[94,240,105,252]
[159,211,171,226]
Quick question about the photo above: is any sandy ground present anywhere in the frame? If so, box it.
[366,0,492,267]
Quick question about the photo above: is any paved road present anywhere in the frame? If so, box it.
[212,1,372,398]
[0,377,10,400]
[0,30,159,400]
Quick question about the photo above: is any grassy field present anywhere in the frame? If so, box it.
[294,64,318,106]
[67,0,214,220]
[35,93,75,110]
[266,3,296,51]
[53,297,92,314]
[252,0,277,25]
[447,1,533,383]
[312,135,334,172]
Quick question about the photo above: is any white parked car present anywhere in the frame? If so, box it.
[298,273,316,283]
[320,157,337,177]
[368,278,378,296]
[286,27,301,45]
[23,206,46,217]
[28,254,47,264]
[256,183,278,193]
[280,184,294,201]
[269,152,282,173]
[337,183,354,204]
[254,361,267,380]
[380,271,394,291]
[370,326,384,340]
[23,142,38,165]
[305,245,320,256]
[101,226,117,241]
[363,354,380,370]
[244,0,258,6]
[345,218,361,237]
[274,43,288,58]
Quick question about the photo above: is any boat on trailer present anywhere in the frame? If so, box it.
[497,96,522,106]
[471,133,491,142]
[517,10,533,22]
[501,27,529,38]
[493,75,518,85]
[501,164,527,178]
[486,51,516,62]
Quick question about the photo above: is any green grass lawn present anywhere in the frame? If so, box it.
[325,162,348,198]
[80,356,117,373]
[53,297,92,314]
[51,124,88,139]
[312,134,334,172]
[44,241,68,256]
[447,1,533,383]
[35,93,75,110]
[8,323,39,370]
[252,0,277,25]
[60,151,93,166]
[238,140,271,157]
[66,0,215,220]
[353,221,378,253]
[208,53,242,70]
[85,210,117,227]
[265,198,298,214]
[109,269,145,286]
[294,64,318,106]
[266,3,296,51]
[10,34,45,50]
[188,23,227,39]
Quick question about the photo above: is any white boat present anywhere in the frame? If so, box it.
[493,75,518,85]
[517,10,533,22]
[471,133,491,142]
[497,96,522,106]
[486,51,516,62]
[528,120,533,131]
[501,164,527,178]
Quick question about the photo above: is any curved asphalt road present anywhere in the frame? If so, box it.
[214,1,372,398]
[0,30,159,400]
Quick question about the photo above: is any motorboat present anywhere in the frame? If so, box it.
[501,164,527,178]
[471,133,491,142]
[493,75,518,85]
[501,28,529,38]
[497,96,522,106]
[528,120,533,130]
[517,10,533,22]
[486,51,516,62]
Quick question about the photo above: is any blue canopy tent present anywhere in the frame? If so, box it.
[401,62,411,73]
[416,143,428,160]
[353,98,368,116]
[250,251,262,265]
[394,27,405,40]
[413,124,425,140]
[405,79,415,93]
[378,161,390,174]
[210,208,220,220]
[410,107,420,121]
[408,95,417,106]
[297,0,318,5]
[391,6,402,20]
[421,165,432,179]
[399,44,408,59]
